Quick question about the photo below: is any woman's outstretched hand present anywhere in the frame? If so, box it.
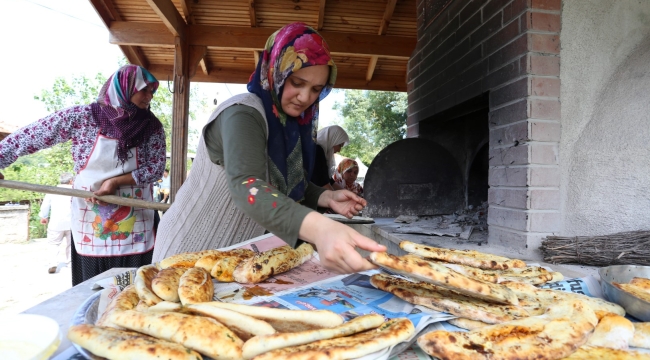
[299,212,386,274]
[320,189,366,219]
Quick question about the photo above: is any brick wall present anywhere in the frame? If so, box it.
[407,0,562,254]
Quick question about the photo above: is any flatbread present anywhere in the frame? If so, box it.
[211,249,256,282]
[370,274,528,324]
[96,284,140,329]
[631,322,650,349]
[68,324,203,360]
[178,267,214,305]
[159,249,221,269]
[614,282,650,303]
[630,277,650,292]
[242,314,385,359]
[369,252,519,305]
[501,281,625,316]
[234,244,314,284]
[585,312,634,349]
[253,318,414,360]
[187,303,276,341]
[447,318,490,330]
[441,262,563,285]
[195,301,344,333]
[417,299,597,360]
[147,301,183,312]
[109,309,243,360]
[400,240,526,270]
[135,264,163,306]
[151,267,189,302]
[563,346,650,359]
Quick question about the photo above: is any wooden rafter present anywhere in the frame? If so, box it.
[89,0,148,67]
[145,0,187,38]
[317,0,327,30]
[367,0,398,82]
[249,0,257,27]
[109,22,415,59]
[179,0,195,24]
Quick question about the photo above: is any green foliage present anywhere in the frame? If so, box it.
[333,90,407,165]
[29,200,47,239]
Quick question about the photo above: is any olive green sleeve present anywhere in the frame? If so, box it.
[203,104,316,247]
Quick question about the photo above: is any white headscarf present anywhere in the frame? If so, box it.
[316,125,349,177]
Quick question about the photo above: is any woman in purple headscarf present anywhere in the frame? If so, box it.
[153,22,385,274]
[0,65,166,285]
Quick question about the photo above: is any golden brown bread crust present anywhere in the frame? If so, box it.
[233,244,313,284]
[151,267,189,302]
[631,322,650,349]
[400,241,526,270]
[614,282,650,303]
[178,267,214,305]
[211,248,256,282]
[563,346,650,359]
[585,313,634,349]
[135,264,163,306]
[96,284,140,328]
[370,274,528,324]
[369,252,519,305]
[159,249,221,269]
[630,277,650,292]
[67,324,203,360]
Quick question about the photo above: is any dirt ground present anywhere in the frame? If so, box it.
[0,239,72,317]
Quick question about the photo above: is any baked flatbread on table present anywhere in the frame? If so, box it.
[562,346,650,360]
[630,277,650,292]
[109,309,243,360]
[187,303,276,341]
[417,299,597,360]
[68,324,203,360]
[195,301,344,333]
[242,314,385,359]
[613,282,650,303]
[151,267,189,302]
[631,322,650,349]
[447,318,490,330]
[502,281,625,316]
[400,240,527,270]
[369,252,519,305]
[441,262,564,285]
[233,243,314,284]
[159,249,221,269]
[96,284,140,329]
[211,249,257,282]
[135,264,163,306]
[585,312,634,349]
[370,274,528,324]
[253,318,414,360]
[178,267,214,305]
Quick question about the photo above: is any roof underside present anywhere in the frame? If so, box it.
[90,0,417,91]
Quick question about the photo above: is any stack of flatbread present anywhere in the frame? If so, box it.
[613,276,650,303]
[70,290,415,360]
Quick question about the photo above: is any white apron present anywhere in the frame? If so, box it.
[72,134,155,256]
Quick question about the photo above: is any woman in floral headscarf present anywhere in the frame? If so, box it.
[0,65,166,285]
[154,22,385,274]
[333,158,364,197]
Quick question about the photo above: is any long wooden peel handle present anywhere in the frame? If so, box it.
[0,179,171,212]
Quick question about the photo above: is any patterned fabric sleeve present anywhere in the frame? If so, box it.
[0,106,85,170]
[132,125,166,185]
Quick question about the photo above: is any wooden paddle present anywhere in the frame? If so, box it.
[0,179,171,212]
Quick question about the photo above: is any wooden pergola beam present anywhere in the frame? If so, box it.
[148,65,407,92]
[89,0,147,67]
[367,0,398,82]
[145,0,187,38]
[179,0,195,24]
[108,22,415,59]
[317,0,327,30]
[249,0,257,27]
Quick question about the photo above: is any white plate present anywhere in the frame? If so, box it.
[0,314,61,360]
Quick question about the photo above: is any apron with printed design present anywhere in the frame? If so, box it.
[72,134,155,256]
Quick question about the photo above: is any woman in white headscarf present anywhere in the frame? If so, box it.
[312,125,349,190]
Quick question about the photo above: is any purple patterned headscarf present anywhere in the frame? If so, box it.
[90,65,163,164]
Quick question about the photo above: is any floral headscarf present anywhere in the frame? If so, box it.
[90,65,163,165]
[247,22,337,202]
[333,158,363,197]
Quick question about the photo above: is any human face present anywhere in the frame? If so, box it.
[332,144,344,154]
[130,85,155,109]
[342,167,359,185]
[281,65,329,117]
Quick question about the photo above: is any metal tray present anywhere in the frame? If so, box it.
[599,265,650,321]
[69,291,424,360]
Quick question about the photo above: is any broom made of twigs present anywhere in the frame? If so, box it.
[541,230,650,266]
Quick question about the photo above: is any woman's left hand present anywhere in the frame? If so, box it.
[325,190,366,218]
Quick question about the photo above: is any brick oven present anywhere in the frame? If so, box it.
[364,0,650,260]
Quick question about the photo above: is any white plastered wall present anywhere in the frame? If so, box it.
[560,0,650,236]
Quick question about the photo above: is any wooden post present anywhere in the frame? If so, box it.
[170,36,190,202]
